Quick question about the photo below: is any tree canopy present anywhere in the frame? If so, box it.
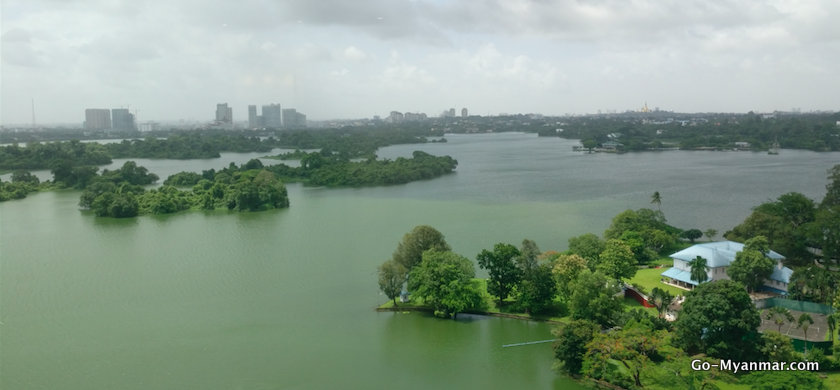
[674,279,761,360]
[407,250,484,319]
[569,269,623,328]
[727,236,775,292]
[553,319,599,375]
[378,259,407,306]
[597,239,637,281]
[392,225,451,272]
[476,243,523,305]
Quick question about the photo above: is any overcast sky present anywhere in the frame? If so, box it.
[2,0,839,125]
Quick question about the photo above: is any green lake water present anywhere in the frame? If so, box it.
[2,133,838,389]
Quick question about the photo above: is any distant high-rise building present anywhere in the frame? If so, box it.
[248,105,263,128]
[387,111,404,123]
[282,108,306,128]
[112,108,136,131]
[461,108,468,118]
[216,103,233,123]
[403,112,427,121]
[262,104,283,128]
[84,109,111,130]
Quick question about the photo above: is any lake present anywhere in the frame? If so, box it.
[1,133,838,389]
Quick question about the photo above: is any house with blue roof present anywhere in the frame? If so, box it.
[660,241,793,295]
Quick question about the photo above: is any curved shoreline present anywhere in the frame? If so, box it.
[375,305,566,324]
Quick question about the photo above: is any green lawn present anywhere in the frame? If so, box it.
[629,266,687,297]
[824,372,840,388]
[621,296,660,317]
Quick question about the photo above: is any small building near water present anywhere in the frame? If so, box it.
[660,241,792,295]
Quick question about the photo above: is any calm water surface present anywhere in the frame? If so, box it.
[2,133,838,389]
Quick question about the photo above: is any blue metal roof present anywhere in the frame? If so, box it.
[769,265,794,284]
[661,267,699,286]
[669,241,785,268]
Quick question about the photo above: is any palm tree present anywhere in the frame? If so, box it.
[703,229,717,242]
[688,255,709,285]
[651,191,662,211]
[763,307,794,333]
[798,313,814,352]
[650,287,674,318]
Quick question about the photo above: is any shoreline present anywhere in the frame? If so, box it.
[375,305,566,324]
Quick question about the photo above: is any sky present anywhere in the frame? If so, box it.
[2,0,839,125]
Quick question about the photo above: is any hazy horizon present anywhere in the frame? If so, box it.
[3,0,839,125]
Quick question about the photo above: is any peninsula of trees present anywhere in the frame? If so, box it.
[378,164,840,389]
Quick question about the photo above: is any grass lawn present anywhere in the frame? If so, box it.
[713,381,750,390]
[629,266,687,297]
[824,372,840,388]
[621,296,660,317]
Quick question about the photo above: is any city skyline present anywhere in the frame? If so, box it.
[2,0,839,125]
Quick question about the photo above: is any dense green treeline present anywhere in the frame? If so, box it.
[77,160,289,218]
[538,112,840,152]
[0,127,437,171]
[0,134,271,170]
[169,151,458,188]
[0,140,111,170]
[104,133,275,159]
[273,127,432,159]
[0,171,46,201]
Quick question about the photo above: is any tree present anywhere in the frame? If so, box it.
[604,208,671,241]
[674,279,761,360]
[763,307,794,333]
[552,254,588,301]
[649,287,674,318]
[688,255,709,284]
[704,228,718,241]
[10,170,39,185]
[680,229,703,243]
[569,270,623,327]
[603,208,677,260]
[567,233,605,269]
[407,250,482,319]
[378,260,407,306]
[651,191,662,211]
[392,225,451,272]
[515,263,556,314]
[476,243,522,306]
[811,206,840,264]
[517,239,540,275]
[581,139,598,153]
[821,164,840,208]
[553,319,599,375]
[727,236,775,292]
[797,313,814,352]
[583,320,665,388]
[759,331,798,363]
[597,239,637,281]
[726,193,817,264]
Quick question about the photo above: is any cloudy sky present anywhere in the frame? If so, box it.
[2,0,839,125]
